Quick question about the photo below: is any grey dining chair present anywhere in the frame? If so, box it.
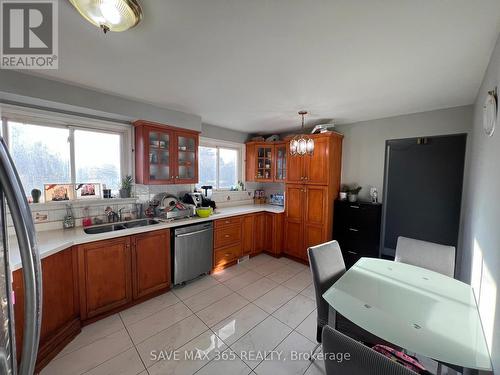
[322,325,418,375]
[395,236,456,278]
[307,240,346,356]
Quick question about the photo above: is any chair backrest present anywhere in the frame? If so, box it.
[395,236,455,278]
[307,240,346,328]
[322,325,418,375]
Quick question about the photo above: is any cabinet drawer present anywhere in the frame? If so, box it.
[214,224,241,248]
[214,244,241,269]
[214,216,242,229]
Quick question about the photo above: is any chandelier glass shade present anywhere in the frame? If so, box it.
[290,111,314,156]
[69,0,143,33]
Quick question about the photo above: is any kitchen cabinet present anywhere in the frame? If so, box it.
[78,229,171,321]
[132,230,171,299]
[254,213,267,254]
[274,142,287,181]
[13,247,81,372]
[266,212,284,256]
[246,141,288,182]
[78,236,132,320]
[241,214,256,256]
[134,120,199,185]
[213,217,242,270]
[284,132,343,261]
[285,132,341,185]
[285,185,329,260]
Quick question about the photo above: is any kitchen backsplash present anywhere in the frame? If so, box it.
[7,182,262,234]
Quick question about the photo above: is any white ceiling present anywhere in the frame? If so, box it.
[31,0,500,132]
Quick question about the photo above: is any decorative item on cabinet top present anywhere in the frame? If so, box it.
[133,120,200,185]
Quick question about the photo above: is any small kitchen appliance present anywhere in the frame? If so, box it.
[183,192,203,207]
[269,193,284,206]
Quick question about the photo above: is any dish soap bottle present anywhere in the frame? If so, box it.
[63,204,75,229]
[82,206,92,227]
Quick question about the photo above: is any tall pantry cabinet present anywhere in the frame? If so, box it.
[284,132,343,261]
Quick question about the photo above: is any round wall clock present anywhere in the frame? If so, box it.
[483,90,497,137]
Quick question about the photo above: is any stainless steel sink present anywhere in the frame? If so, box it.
[123,219,159,228]
[84,219,159,234]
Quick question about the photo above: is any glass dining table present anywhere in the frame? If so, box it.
[322,258,492,373]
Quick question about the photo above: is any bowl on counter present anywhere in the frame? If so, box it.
[196,206,213,218]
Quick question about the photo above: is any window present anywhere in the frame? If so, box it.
[3,115,129,200]
[197,139,242,190]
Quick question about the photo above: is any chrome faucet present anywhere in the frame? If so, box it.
[118,207,126,222]
[105,206,119,223]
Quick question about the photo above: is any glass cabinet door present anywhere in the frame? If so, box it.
[256,145,273,181]
[275,144,286,181]
[148,130,172,182]
[176,133,197,182]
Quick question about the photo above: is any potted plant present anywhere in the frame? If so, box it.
[119,175,133,198]
[347,185,362,202]
[339,184,349,201]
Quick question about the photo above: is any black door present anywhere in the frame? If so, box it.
[381,134,466,257]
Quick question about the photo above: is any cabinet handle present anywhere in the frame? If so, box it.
[224,234,230,238]
[225,220,230,224]
[300,176,304,180]
[349,228,359,232]
[225,253,231,257]
[350,205,360,209]
[304,176,308,180]
[347,250,358,255]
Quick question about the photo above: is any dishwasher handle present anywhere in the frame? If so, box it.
[175,228,212,238]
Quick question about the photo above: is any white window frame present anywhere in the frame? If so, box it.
[0,104,133,193]
[199,137,244,190]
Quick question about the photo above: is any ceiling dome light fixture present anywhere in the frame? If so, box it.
[69,0,143,33]
[290,111,314,156]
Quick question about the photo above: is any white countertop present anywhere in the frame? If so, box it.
[8,204,284,271]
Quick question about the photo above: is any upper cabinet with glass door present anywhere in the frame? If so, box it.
[175,131,198,183]
[133,121,199,185]
[246,141,284,182]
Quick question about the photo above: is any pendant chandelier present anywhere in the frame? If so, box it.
[290,111,314,156]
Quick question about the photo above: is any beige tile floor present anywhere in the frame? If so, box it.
[41,254,325,375]
[41,253,451,375]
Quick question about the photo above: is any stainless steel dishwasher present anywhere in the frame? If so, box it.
[173,222,213,285]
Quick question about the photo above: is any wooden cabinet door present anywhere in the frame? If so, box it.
[255,144,274,182]
[284,184,305,257]
[13,248,81,370]
[132,230,171,299]
[303,185,329,258]
[303,135,329,185]
[174,131,199,184]
[274,143,287,181]
[254,213,266,253]
[78,237,132,320]
[286,151,304,184]
[272,212,284,256]
[245,143,256,182]
[241,214,256,256]
[145,127,174,184]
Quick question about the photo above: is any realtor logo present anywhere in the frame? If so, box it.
[1,0,58,69]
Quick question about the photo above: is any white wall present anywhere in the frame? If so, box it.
[460,34,500,372]
[335,105,472,201]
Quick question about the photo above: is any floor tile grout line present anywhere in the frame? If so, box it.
[118,313,149,375]
[121,296,183,328]
[49,316,128,363]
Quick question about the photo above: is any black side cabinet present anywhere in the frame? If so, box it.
[333,200,382,268]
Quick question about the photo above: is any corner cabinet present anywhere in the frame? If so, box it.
[133,120,199,185]
[246,141,286,182]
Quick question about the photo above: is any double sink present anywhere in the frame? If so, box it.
[84,219,159,234]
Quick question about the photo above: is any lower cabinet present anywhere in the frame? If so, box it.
[77,229,170,321]
[13,247,81,372]
[241,214,256,256]
[254,213,266,254]
[132,230,171,299]
[78,236,133,320]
